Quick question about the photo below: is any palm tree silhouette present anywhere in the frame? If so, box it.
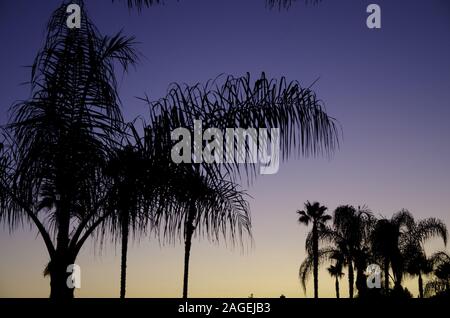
[103,136,183,298]
[157,166,251,298]
[404,248,433,298]
[424,251,450,297]
[328,205,373,298]
[146,73,340,183]
[1,0,340,299]
[298,247,331,296]
[182,177,250,298]
[103,142,151,299]
[144,73,339,298]
[297,201,331,298]
[0,1,138,299]
[402,214,447,298]
[327,261,344,299]
[371,210,413,293]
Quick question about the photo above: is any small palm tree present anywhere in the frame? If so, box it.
[424,251,450,297]
[297,201,331,298]
[327,261,344,299]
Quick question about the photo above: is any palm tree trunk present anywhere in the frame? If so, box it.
[50,199,74,299]
[335,277,340,299]
[384,258,389,291]
[418,271,424,299]
[348,259,354,298]
[312,223,319,299]
[355,264,367,297]
[49,252,75,299]
[120,213,129,299]
[182,204,196,299]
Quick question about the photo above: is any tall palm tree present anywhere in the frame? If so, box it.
[403,215,447,298]
[327,261,344,299]
[0,1,138,299]
[297,201,331,298]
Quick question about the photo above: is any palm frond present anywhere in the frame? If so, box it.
[416,218,448,246]
[145,72,340,184]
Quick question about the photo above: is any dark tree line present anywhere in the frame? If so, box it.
[298,201,449,298]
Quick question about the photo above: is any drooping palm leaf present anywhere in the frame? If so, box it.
[145,72,340,184]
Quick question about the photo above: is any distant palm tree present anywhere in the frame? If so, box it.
[330,205,373,298]
[297,201,331,298]
[327,262,344,299]
[404,248,433,298]
[371,210,413,292]
[0,2,138,299]
[402,215,447,298]
[425,251,450,297]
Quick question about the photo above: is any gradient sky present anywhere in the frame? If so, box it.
[1,0,450,298]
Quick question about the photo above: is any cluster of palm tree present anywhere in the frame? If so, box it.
[298,201,449,298]
[0,0,339,299]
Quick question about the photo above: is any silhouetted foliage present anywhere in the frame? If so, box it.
[298,204,448,299]
[0,0,138,299]
[297,201,331,298]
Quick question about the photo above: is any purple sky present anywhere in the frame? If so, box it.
[0,0,450,297]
